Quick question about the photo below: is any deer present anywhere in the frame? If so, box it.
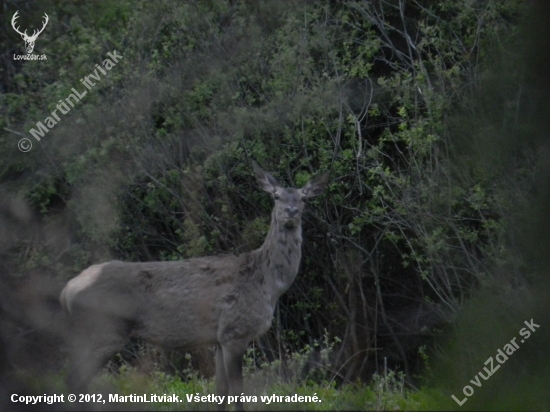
[11,11,49,54]
[59,161,329,410]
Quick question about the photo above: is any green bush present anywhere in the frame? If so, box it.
[0,1,535,408]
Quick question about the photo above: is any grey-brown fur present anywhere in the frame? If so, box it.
[60,161,328,411]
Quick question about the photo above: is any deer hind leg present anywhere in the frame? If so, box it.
[67,326,127,394]
[221,341,246,411]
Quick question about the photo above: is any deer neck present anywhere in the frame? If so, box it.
[257,211,303,299]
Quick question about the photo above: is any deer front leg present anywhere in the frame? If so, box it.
[216,344,229,411]
[221,342,246,411]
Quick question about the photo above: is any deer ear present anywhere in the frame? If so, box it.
[301,172,329,198]
[252,161,280,193]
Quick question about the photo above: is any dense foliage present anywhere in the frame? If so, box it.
[3,0,549,410]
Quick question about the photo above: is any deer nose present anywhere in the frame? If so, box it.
[285,206,299,217]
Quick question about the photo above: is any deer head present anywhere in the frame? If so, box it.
[253,161,329,229]
[12,11,49,54]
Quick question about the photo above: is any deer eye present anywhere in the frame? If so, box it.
[273,193,280,200]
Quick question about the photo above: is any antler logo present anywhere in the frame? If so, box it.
[11,11,49,54]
